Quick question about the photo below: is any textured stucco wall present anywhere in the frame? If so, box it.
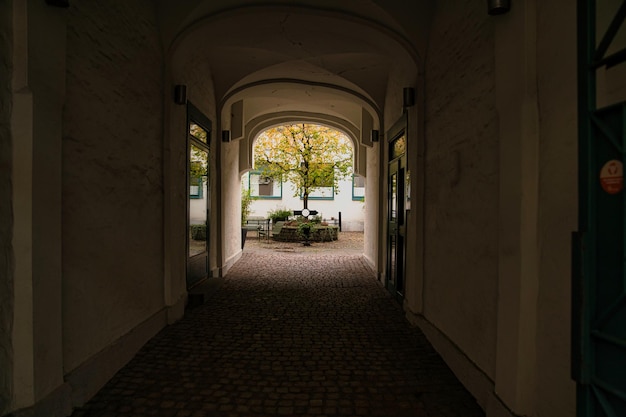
[364,143,380,269]
[188,90,217,276]
[535,1,577,415]
[423,0,498,378]
[62,1,164,373]
[223,140,242,265]
[168,48,217,296]
[0,1,14,413]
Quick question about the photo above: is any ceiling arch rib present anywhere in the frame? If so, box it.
[224,81,375,178]
[165,2,421,182]
[167,5,419,104]
[221,79,380,135]
[160,1,429,60]
[229,58,384,101]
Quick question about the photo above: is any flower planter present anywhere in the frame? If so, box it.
[273,225,338,242]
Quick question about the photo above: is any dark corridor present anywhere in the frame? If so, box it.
[71,249,483,417]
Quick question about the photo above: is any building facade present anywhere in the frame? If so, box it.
[242,170,366,232]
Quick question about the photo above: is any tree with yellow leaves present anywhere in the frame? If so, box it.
[254,124,353,210]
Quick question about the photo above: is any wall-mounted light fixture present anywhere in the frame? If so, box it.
[45,0,70,7]
[403,87,415,108]
[371,130,380,143]
[221,130,231,143]
[174,85,187,105]
[487,0,510,15]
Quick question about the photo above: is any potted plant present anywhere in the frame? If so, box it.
[297,220,316,246]
[268,207,292,223]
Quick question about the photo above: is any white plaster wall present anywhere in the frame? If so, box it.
[30,5,67,404]
[423,0,498,379]
[167,48,217,294]
[163,97,188,311]
[404,101,426,317]
[364,143,380,270]
[246,176,366,232]
[380,35,416,282]
[189,197,208,225]
[0,1,13,413]
[223,140,242,267]
[535,1,577,415]
[62,1,164,373]
[6,2,70,412]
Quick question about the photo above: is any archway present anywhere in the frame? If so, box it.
[165,3,420,278]
[243,123,365,244]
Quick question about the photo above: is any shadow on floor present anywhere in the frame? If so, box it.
[71,247,484,417]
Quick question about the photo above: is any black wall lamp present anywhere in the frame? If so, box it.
[174,85,187,105]
[403,87,415,108]
[371,130,380,143]
[221,130,231,143]
[488,0,511,15]
[45,0,70,7]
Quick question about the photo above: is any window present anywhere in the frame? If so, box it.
[248,171,282,199]
[190,122,208,143]
[189,148,207,199]
[189,176,203,198]
[352,174,365,201]
[186,102,211,268]
[390,134,406,160]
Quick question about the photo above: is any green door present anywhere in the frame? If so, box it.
[575,1,626,415]
[386,118,407,301]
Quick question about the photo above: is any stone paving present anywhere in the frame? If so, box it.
[71,236,484,417]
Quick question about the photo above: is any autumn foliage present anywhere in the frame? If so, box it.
[253,124,353,209]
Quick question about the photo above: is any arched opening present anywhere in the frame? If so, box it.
[164,2,420,279]
[241,123,365,250]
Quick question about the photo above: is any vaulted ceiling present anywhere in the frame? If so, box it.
[158,0,431,152]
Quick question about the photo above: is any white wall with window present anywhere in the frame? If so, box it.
[242,171,365,231]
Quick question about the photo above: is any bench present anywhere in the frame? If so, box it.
[243,217,270,240]
[271,221,285,238]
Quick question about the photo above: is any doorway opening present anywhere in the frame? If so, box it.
[385,116,407,302]
[242,123,364,252]
[575,1,626,415]
[187,103,212,289]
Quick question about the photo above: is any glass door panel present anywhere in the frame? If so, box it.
[187,144,209,288]
[387,160,405,300]
[576,2,626,415]
[386,116,407,302]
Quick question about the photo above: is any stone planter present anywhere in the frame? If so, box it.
[273,225,338,242]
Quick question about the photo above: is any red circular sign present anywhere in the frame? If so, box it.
[600,160,623,194]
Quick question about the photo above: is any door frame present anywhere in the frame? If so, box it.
[186,102,212,289]
[386,115,408,301]
[575,1,626,415]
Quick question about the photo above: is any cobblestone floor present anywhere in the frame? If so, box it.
[71,234,484,417]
